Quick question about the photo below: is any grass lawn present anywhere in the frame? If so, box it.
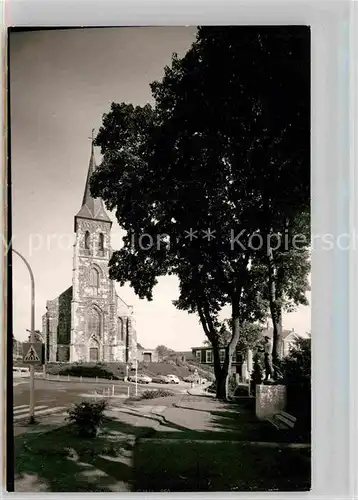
[14,419,155,492]
[134,440,311,492]
[14,399,311,493]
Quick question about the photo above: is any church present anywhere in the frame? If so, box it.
[42,139,137,364]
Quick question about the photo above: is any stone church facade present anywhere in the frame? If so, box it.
[42,141,137,364]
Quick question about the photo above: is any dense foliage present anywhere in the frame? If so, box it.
[47,362,123,380]
[91,26,310,399]
[282,336,311,383]
[67,400,108,438]
[282,336,311,439]
[141,389,175,399]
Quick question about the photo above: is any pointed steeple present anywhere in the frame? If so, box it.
[74,131,112,231]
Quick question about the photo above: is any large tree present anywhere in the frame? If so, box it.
[155,344,175,360]
[92,26,310,398]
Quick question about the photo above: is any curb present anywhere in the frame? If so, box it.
[136,437,311,448]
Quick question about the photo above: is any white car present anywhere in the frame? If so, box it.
[13,367,30,378]
[128,374,152,384]
[166,374,180,384]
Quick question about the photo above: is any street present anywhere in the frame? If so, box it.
[13,377,190,423]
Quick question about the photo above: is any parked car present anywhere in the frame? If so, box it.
[166,374,180,384]
[13,367,30,378]
[151,375,170,384]
[128,374,152,384]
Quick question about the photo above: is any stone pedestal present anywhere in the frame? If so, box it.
[255,384,287,420]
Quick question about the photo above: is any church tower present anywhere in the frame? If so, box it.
[69,134,135,363]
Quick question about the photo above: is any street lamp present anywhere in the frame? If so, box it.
[12,248,36,424]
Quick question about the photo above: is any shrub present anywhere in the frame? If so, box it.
[51,363,121,380]
[250,351,264,395]
[67,400,108,438]
[233,384,250,397]
[206,382,216,393]
[282,337,311,384]
[281,337,311,438]
[141,389,174,399]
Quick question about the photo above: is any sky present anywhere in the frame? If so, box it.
[9,27,311,350]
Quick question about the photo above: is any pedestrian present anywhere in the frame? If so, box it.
[263,335,274,381]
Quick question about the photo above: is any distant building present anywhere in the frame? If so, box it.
[191,346,245,377]
[192,327,308,381]
[42,139,137,363]
[13,339,23,360]
[137,346,159,363]
[171,351,193,362]
[261,327,307,357]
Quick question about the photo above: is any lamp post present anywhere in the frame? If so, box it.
[12,249,36,424]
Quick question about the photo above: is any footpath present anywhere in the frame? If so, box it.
[13,387,310,492]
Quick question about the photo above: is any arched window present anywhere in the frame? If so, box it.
[89,268,100,296]
[88,307,101,338]
[84,231,90,250]
[98,233,104,254]
[118,317,124,342]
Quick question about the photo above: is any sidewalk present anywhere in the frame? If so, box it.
[14,391,310,492]
[186,383,212,396]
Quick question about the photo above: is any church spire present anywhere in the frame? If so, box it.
[74,131,112,231]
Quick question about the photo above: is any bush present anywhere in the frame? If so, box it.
[281,337,311,438]
[233,384,250,397]
[48,363,122,380]
[66,400,108,438]
[141,389,174,399]
[282,337,311,384]
[250,351,264,395]
[206,382,216,393]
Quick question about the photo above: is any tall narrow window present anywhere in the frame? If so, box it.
[88,307,101,338]
[89,268,100,296]
[84,231,90,251]
[98,233,104,255]
[118,317,124,342]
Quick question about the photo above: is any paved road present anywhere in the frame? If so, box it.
[13,378,190,422]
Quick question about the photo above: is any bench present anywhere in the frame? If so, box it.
[267,410,297,430]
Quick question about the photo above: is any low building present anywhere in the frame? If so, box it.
[192,327,308,381]
[136,346,159,363]
[191,346,246,379]
[169,351,193,362]
[262,327,307,357]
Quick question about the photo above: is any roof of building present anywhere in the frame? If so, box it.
[75,138,112,228]
[137,346,156,353]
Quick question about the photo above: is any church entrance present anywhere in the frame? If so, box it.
[89,347,99,362]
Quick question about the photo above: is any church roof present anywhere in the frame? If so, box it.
[75,137,112,229]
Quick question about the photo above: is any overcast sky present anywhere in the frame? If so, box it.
[10,27,310,349]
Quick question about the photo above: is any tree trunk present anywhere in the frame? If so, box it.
[212,342,227,400]
[271,307,283,365]
[267,245,283,378]
[216,369,229,400]
[270,303,283,378]
[196,282,242,400]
